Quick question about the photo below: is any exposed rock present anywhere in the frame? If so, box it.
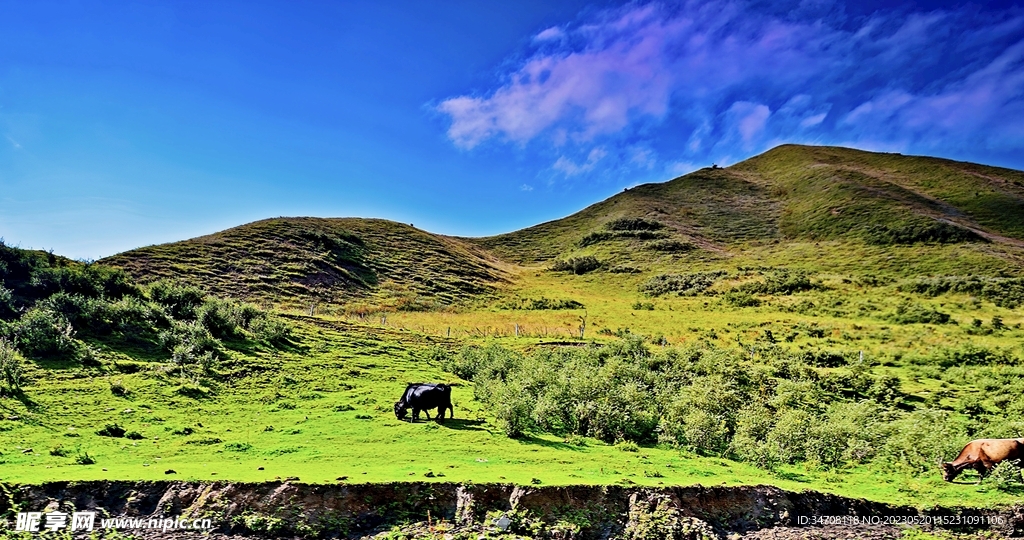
[0,481,1018,539]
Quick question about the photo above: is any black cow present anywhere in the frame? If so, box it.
[394,383,454,422]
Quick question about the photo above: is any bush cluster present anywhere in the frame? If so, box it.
[0,241,291,385]
[577,218,667,247]
[735,270,817,295]
[898,276,1024,309]
[550,256,601,275]
[440,339,975,475]
[864,221,983,245]
[605,218,664,231]
[644,239,694,252]
[498,297,585,310]
[886,300,951,325]
[639,271,728,297]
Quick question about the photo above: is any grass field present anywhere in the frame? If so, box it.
[4,145,1024,512]
[1,313,1023,510]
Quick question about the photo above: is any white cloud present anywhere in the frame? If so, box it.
[534,26,565,42]
[553,147,608,176]
[438,0,1024,171]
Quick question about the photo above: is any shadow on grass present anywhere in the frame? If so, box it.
[0,389,38,410]
[773,470,811,483]
[512,434,584,452]
[429,419,487,432]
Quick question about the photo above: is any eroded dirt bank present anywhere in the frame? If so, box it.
[2,482,1022,539]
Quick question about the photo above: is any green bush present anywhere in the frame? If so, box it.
[645,239,694,252]
[149,281,206,320]
[887,301,951,325]
[805,401,884,468]
[986,459,1023,491]
[739,270,817,295]
[721,291,761,307]
[878,409,968,474]
[550,256,601,275]
[639,271,727,297]
[15,308,79,358]
[605,218,664,231]
[0,283,15,320]
[865,221,983,245]
[898,276,1024,308]
[0,337,25,393]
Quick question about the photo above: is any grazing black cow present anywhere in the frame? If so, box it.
[394,383,454,423]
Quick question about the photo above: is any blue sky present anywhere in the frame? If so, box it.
[1,0,1022,259]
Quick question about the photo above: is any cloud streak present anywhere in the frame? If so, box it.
[438,0,1024,177]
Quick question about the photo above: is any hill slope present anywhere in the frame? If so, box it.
[102,145,1024,302]
[101,217,510,305]
[469,145,1024,263]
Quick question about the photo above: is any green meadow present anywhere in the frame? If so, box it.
[3,145,1024,510]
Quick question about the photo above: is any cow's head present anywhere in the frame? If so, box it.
[941,462,959,482]
[394,401,408,420]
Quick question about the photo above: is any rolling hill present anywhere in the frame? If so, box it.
[100,217,511,306]
[102,145,1024,303]
[469,145,1024,263]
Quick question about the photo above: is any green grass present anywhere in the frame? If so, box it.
[6,144,1024,512]
[2,307,1024,508]
[101,217,510,308]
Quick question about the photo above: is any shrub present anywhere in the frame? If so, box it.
[867,375,904,406]
[987,460,1023,491]
[660,375,742,454]
[15,308,78,358]
[865,221,983,245]
[639,271,727,297]
[494,385,535,438]
[898,276,1024,308]
[616,440,639,452]
[877,409,968,474]
[887,301,950,325]
[800,349,848,367]
[106,295,164,340]
[149,281,206,320]
[578,231,614,247]
[249,315,292,343]
[731,405,778,469]
[0,337,24,393]
[550,256,601,275]
[805,401,884,468]
[0,283,15,320]
[96,423,127,437]
[721,291,761,307]
[645,239,694,252]
[500,297,585,310]
[739,270,816,295]
[605,218,664,231]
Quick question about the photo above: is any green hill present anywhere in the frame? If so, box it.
[101,217,510,307]
[101,146,1024,301]
[469,145,1024,264]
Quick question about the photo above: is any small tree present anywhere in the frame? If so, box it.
[0,337,25,394]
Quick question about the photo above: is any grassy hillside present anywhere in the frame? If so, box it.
[5,145,1024,511]
[102,218,510,307]
[470,145,1024,265]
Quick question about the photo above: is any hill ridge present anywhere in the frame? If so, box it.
[102,144,1024,301]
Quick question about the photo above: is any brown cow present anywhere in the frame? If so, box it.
[941,438,1024,482]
